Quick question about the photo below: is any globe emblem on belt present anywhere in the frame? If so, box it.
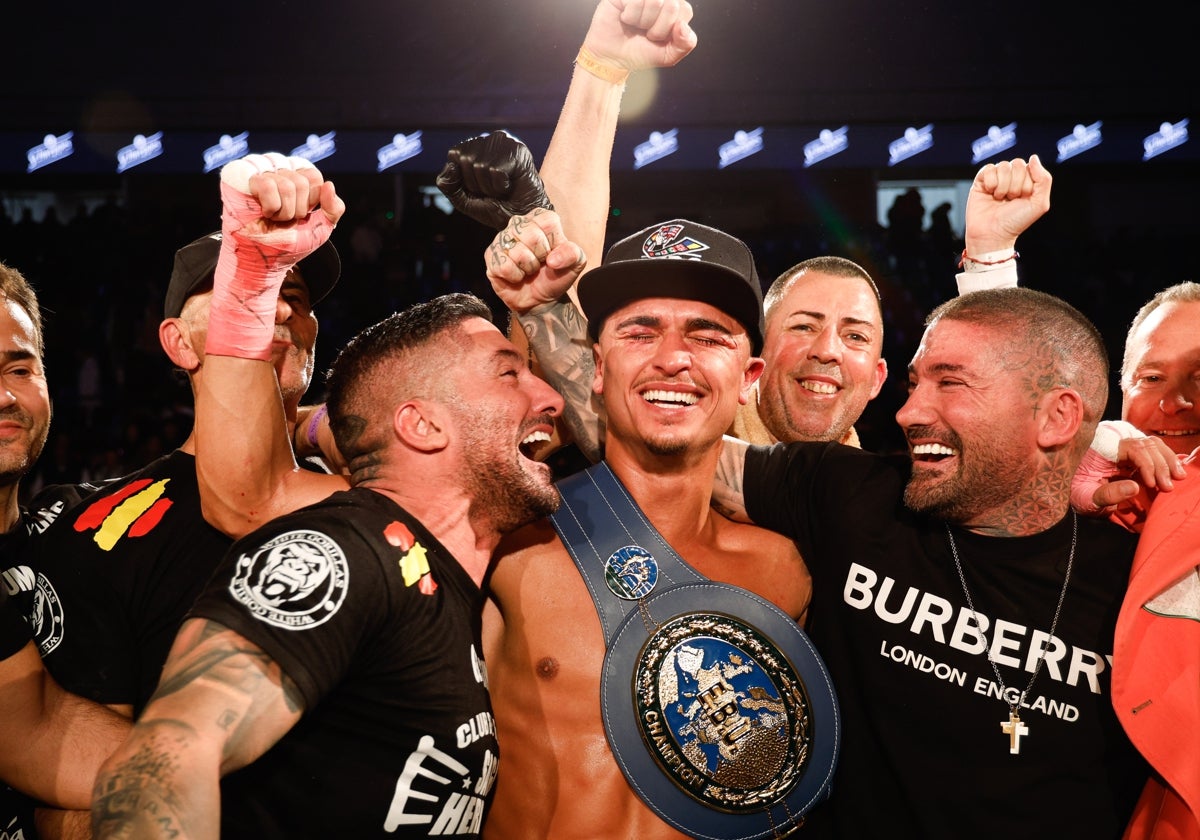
[633,612,813,812]
[604,545,659,599]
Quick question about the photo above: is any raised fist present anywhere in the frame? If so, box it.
[436,130,553,231]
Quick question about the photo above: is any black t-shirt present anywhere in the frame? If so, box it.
[0,586,29,659]
[1,487,87,840]
[1,480,89,632]
[21,450,231,713]
[190,488,497,839]
[744,442,1147,840]
[0,590,35,839]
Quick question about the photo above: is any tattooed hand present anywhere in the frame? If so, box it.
[486,209,587,315]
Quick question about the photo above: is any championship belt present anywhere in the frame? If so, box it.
[551,463,840,839]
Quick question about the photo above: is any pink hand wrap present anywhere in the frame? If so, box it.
[205,153,335,360]
[1070,447,1125,513]
[1069,420,1145,513]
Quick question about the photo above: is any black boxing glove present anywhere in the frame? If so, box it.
[436,130,553,230]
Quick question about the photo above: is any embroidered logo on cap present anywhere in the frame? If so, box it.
[642,225,710,260]
[605,545,659,600]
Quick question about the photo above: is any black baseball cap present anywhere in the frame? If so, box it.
[163,232,341,320]
[577,219,765,353]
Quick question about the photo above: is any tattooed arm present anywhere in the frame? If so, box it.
[91,619,304,840]
[515,298,605,463]
[479,2,698,462]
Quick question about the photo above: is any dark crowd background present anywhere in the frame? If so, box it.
[2,158,1190,500]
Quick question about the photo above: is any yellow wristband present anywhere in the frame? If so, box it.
[575,46,630,85]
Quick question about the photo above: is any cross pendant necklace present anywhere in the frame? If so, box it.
[1001,710,1029,754]
[945,511,1077,755]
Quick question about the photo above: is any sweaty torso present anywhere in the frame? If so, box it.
[481,515,810,839]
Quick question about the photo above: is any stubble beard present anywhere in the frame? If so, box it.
[466,456,560,533]
[458,410,560,534]
[762,386,857,444]
[904,441,1030,525]
[0,409,47,487]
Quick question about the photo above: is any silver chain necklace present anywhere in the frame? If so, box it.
[945,510,1077,755]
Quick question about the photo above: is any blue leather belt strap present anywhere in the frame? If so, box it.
[551,461,704,640]
[550,462,840,840]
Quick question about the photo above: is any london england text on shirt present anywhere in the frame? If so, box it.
[845,561,1110,721]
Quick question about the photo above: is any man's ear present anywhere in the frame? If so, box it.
[159,318,201,372]
[740,356,766,405]
[395,400,449,453]
[1037,387,1085,449]
[868,357,888,401]
[592,344,605,397]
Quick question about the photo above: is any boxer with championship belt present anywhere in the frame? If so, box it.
[483,214,838,839]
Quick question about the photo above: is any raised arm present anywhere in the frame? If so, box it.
[485,210,602,460]
[192,154,349,538]
[956,154,1052,294]
[92,618,304,840]
[538,0,697,267]
[450,2,697,461]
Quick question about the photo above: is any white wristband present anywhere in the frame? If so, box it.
[1090,420,1145,463]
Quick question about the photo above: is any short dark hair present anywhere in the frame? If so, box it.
[764,256,883,324]
[0,261,44,357]
[927,287,1109,427]
[325,293,494,462]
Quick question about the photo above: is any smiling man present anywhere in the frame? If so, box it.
[707,286,1152,838]
[481,215,832,839]
[92,152,565,839]
[735,256,888,447]
[0,261,131,837]
[0,203,345,835]
[1109,281,1200,839]
[1121,282,1200,456]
